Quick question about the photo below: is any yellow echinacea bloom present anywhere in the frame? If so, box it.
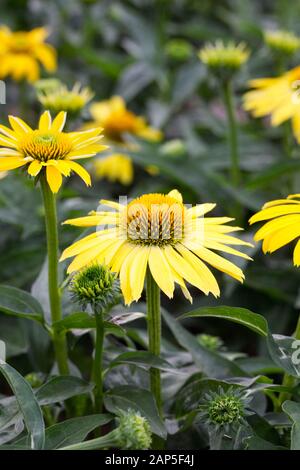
[0,110,107,193]
[0,26,56,82]
[249,194,300,265]
[85,96,162,185]
[61,190,252,305]
[243,66,300,142]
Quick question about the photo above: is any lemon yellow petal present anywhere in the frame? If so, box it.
[46,165,62,193]
[148,246,175,298]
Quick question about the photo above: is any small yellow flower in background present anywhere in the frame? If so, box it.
[61,189,252,305]
[0,26,56,82]
[199,40,249,75]
[249,194,300,266]
[85,96,162,185]
[243,66,300,142]
[0,171,7,180]
[0,110,107,193]
[94,154,133,186]
[264,30,300,55]
[37,80,94,116]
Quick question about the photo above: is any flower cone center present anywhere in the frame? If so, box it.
[20,130,72,162]
[126,194,185,246]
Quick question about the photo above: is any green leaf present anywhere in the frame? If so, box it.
[18,415,113,450]
[104,385,166,439]
[246,435,287,450]
[53,313,125,337]
[36,376,93,405]
[162,309,247,377]
[108,351,180,373]
[267,334,300,378]
[0,285,44,325]
[282,401,300,450]
[0,362,44,450]
[53,312,95,332]
[178,306,268,337]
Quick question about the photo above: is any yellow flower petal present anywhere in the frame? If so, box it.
[51,111,67,132]
[0,156,26,171]
[8,116,32,134]
[67,161,91,186]
[46,165,62,193]
[28,160,42,176]
[148,246,175,298]
[39,110,52,131]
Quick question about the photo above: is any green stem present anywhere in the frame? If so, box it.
[279,314,300,406]
[60,430,118,451]
[146,270,165,450]
[222,79,240,187]
[93,310,105,414]
[40,174,69,375]
[146,270,162,416]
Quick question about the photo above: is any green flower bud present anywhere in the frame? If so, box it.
[60,409,152,450]
[25,373,43,388]
[37,81,93,117]
[197,333,223,351]
[70,263,121,313]
[114,409,152,450]
[199,40,249,80]
[265,30,300,55]
[198,386,252,433]
[165,39,193,61]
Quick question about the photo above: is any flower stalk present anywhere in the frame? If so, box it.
[222,79,240,187]
[146,269,162,417]
[93,309,105,414]
[40,173,69,375]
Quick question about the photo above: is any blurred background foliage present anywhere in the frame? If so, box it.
[1,0,300,405]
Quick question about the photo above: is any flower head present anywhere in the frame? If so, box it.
[199,40,249,78]
[86,96,162,185]
[114,409,152,450]
[94,153,133,185]
[86,96,161,143]
[61,189,252,305]
[243,66,300,142]
[37,81,93,116]
[0,26,56,82]
[264,30,300,55]
[0,110,107,193]
[198,386,252,433]
[249,194,300,266]
[70,263,120,311]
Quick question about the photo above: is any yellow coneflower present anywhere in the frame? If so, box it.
[243,66,300,142]
[37,81,93,116]
[85,96,162,185]
[249,194,300,265]
[0,26,56,82]
[0,110,107,193]
[61,189,252,305]
[94,153,133,186]
[264,30,300,55]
